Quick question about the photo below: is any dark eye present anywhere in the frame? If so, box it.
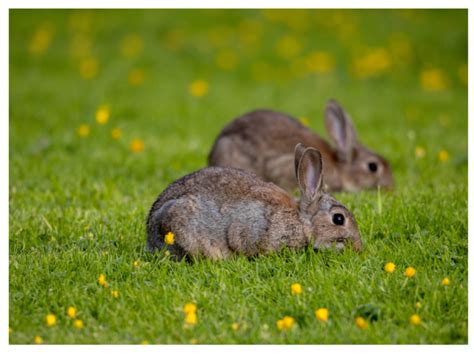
[368,162,378,173]
[332,213,345,226]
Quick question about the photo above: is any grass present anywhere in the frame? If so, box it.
[9,9,467,344]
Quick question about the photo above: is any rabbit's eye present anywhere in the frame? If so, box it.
[332,213,345,226]
[368,162,378,173]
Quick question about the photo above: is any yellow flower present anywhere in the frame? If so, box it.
[420,69,447,91]
[315,308,329,322]
[291,283,302,295]
[111,128,122,140]
[128,68,145,86]
[276,316,295,330]
[111,290,119,298]
[189,80,209,97]
[120,34,144,58]
[183,303,197,314]
[95,105,110,125]
[79,57,99,79]
[384,262,396,273]
[45,313,56,327]
[130,139,144,153]
[190,338,199,344]
[184,312,197,325]
[164,231,175,245]
[133,260,140,268]
[73,319,84,329]
[355,316,368,329]
[140,340,150,345]
[305,51,335,74]
[231,322,240,331]
[29,23,54,55]
[216,50,239,71]
[415,146,426,159]
[415,302,422,309]
[298,116,310,127]
[34,335,43,344]
[404,266,416,278]
[353,48,391,78]
[438,150,449,162]
[442,277,450,286]
[77,124,90,137]
[98,273,107,286]
[409,314,421,325]
[275,35,302,60]
[67,306,77,318]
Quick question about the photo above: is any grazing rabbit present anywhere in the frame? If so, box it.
[208,99,393,192]
[147,144,361,260]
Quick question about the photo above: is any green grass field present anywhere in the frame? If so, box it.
[9,9,467,344]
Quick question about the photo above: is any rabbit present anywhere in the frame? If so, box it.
[208,99,393,193]
[146,143,361,260]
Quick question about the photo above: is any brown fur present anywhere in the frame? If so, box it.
[208,99,393,192]
[147,145,361,260]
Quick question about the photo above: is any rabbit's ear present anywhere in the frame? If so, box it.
[294,143,307,179]
[297,148,323,201]
[324,99,358,162]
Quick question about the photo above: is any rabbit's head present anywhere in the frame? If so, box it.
[295,143,362,252]
[325,99,393,192]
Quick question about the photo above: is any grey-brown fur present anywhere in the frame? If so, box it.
[208,99,393,192]
[147,144,361,260]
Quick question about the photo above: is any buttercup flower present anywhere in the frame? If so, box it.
[442,277,450,286]
[189,80,209,97]
[77,124,90,137]
[133,260,141,268]
[315,308,329,322]
[45,313,56,327]
[384,262,396,273]
[184,312,197,325]
[276,316,295,330]
[355,316,368,329]
[98,273,107,286]
[404,267,416,278]
[410,314,421,325]
[291,283,302,295]
[73,319,84,329]
[164,231,175,245]
[67,306,77,318]
[95,105,110,125]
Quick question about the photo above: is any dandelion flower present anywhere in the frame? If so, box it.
[438,150,449,162]
[415,146,426,159]
[189,80,209,97]
[231,322,240,331]
[190,338,199,344]
[45,313,56,327]
[130,139,144,153]
[111,128,122,140]
[95,105,110,125]
[140,340,150,345]
[276,316,295,330]
[73,319,84,329]
[111,290,119,298]
[34,335,43,344]
[384,262,396,273]
[442,277,450,286]
[291,283,302,295]
[164,231,175,245]
[315,308,329,322]
[355,316,368,329]
[133,260,140,268]
[29,23,54,55]
[404,267,416,278]
[77,124,90,137]
[298,116,310,127]
[184,312,197,325]
[183,303,197,314]
[306,51,335,74]
[420,69,447,91]
[67,306,77,318]
[409,314,421,325]
[98,273,107,286]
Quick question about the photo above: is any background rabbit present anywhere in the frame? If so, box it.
[147,144,361,260]
[208,99,393,193]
